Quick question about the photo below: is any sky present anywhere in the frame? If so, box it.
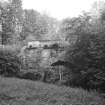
[22,0,99,20]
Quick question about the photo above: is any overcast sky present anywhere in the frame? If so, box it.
[22,0,99,20]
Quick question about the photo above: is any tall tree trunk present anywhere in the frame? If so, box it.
[2,23,7,45]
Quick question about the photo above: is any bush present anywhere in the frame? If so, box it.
[17,71,42,81]
[64,33,105,92]
[0,45,22,76]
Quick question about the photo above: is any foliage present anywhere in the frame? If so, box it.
[21,9,58,41]
[0,45,22,76]
[17,71,42,81]
[20,9,40,40]
[62,2,105,92]
[0,0,23,44]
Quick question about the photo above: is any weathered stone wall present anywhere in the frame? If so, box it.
[20,47,58,70]
[20,44,66,72]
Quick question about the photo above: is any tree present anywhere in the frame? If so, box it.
[62,2,105,91]
[8,0,23,44]
[21,9,45,40]
[21,9,59,41]
[58,14,91,44]
[0,0,23,45]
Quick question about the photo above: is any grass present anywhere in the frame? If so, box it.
[0,76,105,105]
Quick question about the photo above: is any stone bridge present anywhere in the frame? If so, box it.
[19,40,69,69]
